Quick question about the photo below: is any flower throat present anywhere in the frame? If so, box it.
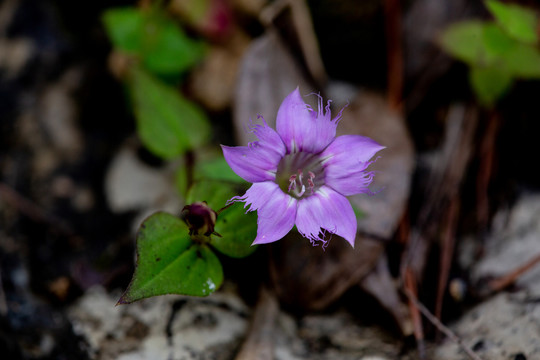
[276,152,325,199]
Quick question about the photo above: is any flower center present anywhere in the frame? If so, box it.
[276,152,325,199]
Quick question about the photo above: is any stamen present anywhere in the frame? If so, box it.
[307,171,315,194]
[277,152,325,199]
[288,174,297,193]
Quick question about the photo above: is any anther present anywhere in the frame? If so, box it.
[307,171,315,194]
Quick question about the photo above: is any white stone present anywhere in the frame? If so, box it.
[104,144,181,217]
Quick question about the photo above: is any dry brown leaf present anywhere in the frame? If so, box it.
[360,256,413,336]
[339,92,415,239]
[234,30,315,144]
[270,231,384,310]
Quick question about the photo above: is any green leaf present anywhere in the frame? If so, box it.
[502,43,540,78]
[439,21,540,80]
[103,7,143,53]
[186,179,238,212]
[118,212,223,304]
[482,23,517,60]
[351,202,366,221]
[102,7,204,76]
[439,21,490,66]
[129,68,210,159]
[439,22,516,66]
[469,66,513,107]
[195,157,245,184]
[186,180,257,258]
[140,12,205,75]
[212,202,257,258]
[486,0,538,44]
[175,154,246,198]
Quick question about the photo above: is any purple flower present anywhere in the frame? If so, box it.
[221,88,384,247]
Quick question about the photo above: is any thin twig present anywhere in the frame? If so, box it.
[217,202,234,215]
[401,104,478,280]
[403,288,484,360]
[487,252,540,293]
[184,150,195,193]
[476,111,499,231]
[435,197,459,323]
[404,268,425,359]
[289,0,328,86]
[0,182,74,236]
[0,267,8,316]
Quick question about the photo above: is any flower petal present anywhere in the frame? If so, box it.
[221,120,286,183]
[321,135,385,196]
[276,88,340,154]
[248,116,286,156]
[229,182,297,245]
[296,186,357,247]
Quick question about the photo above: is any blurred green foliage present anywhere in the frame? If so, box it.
[129,67,210,159]
[175,156,245,198]
[486,0,538,44]
[103,5,256,301]
[439,0,540,106]
[103,6,210,159]
[103,7,205,76]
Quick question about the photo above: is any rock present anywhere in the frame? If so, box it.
[274,311,406,360]
[472,193,540,296]
[437,193,540,360]
[104,143,182,227]
[0,38,34,78]
[434,292,540,360]
[68,286,411,360]
[39,68,86,163]
[68,286,250,360]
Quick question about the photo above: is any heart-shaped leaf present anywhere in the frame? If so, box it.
[118,212,223,304]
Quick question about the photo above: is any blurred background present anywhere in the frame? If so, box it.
[1,0,540,359]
